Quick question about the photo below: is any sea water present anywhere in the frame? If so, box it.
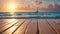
[0,11,60,19]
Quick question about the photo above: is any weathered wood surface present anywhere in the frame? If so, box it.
[0,19,60,34]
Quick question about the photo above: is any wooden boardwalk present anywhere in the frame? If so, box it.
[0,19,60,34]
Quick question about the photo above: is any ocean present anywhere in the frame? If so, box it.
[0,12,60,19]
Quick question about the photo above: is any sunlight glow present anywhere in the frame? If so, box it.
[7,3,16,11]
[8,4,16,10]
[9,4,15,10]
[6,3,17,15]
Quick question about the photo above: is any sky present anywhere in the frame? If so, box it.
[0,0,60,12]
[0,0,60,5]
[0,0,60,3]
[0,0,60,6]
[38,0,60,2]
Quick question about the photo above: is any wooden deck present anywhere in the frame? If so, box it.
[0,19,60,34]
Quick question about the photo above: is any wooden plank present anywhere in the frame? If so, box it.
[25,19,37,34]
[53,19,60,24]
[38,19,56,34]
[0,19,25,34]
[1,19,25,34]
[0,19,7,27]
[0,19,60,34]
[47,19,60,34]
[13,19,31,34]
[0,19,17,28]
